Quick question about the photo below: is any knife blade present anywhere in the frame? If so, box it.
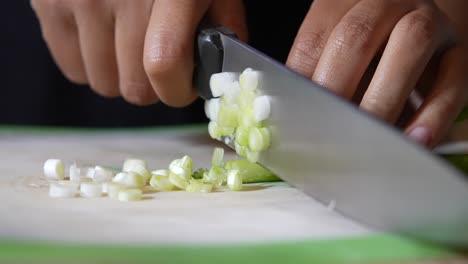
[194,27,468,247]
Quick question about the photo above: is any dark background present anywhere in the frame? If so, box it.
[0,0,311,127]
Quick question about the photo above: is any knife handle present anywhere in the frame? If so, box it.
[193,24,237,100]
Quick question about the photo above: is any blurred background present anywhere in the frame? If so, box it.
[0,0,311,127]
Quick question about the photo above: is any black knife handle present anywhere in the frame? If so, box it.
[193,25,237,100]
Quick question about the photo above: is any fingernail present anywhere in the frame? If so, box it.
[407,126,432,146]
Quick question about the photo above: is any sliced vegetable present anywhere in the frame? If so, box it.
[239,68,260,91]
[150,174,174,191]
[224,159,280,183]
[235,141,248,157]
[69,163,81,183]
[118,188,142,202]
[205,98,220,121]
[43,159,65,180]
[186,179,213,193]
[125,164,151,183]
[253,95,271,122]
[107,182,122,199]
[203,166,225,187]
[92,166,114,183]
[113,171,145,189]
[235,126,249,146]
[192,168,207,179]
[209,72,238,97]
[122,159,147,172]
[218,104,240,127]
[211,147,224,167]
[248,127,271,152]
[169,172,189,190]
[49,181,78,198]
[169,155,193,180]
[227,170,242,191]
[80,182,102,198]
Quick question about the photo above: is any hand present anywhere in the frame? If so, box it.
[31,0,247,106]
[286,0,468,147]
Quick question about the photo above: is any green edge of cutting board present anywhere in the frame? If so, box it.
[0,116,467,263]
[0,235,462,264]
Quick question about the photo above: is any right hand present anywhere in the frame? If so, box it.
[31,0,247,106]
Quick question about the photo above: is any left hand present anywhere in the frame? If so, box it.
[286,0,468,148]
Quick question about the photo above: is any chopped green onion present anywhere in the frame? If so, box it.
[205,98,220,121]
[211,147,224,167]
[118,188,143,202]
[235,126,249,146]
[238,105,262,128]
[203,166,225,187]
[234,141,248,157]
[221,81,241,105]
[238,89,257,109]
[224,159,280,183]
[69,162,81,183]
[150,174,174,191]
[169,172,189,190]
[208,121,221,139]
[253,95,271,122]
[125,164,151,183]
[209,72,238,97]
[227,170,242,191]
[80,182,102,198]
[169,155,193,180]
[151,169,170,177]
[92,166,114,183]
[186,179,213,193]
[192,168,208,179]
[123,159,147,172]
[239,68,259,91]
[113,171,145,188]
[248,127,271,152]
[43,159,65,180]
[107,182,122,199]
[246,150,260,163]
[218,104,240,127]
[49,181,78,198]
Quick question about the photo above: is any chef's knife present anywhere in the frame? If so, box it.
[194,26,468,247]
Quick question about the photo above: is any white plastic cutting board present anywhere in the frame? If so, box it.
[0,129,371,244]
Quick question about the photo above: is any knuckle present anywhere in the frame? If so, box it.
[143,32,188,81]
[332,14,374,53]
[120,81,157,106]
[288,30,326,75]
[399,8,439,43]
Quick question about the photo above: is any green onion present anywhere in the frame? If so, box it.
[227,170,242,191]
[203,166,225,187]
[150,174,174,191]
[248,127,271,152]
[211,147,224,167]
[235,126,249,146]
[118,188,142,202]
[234,141,248,157]
[107,182,122,199]
[192,168,208,179]
[218,104,240,128]
[169,172,189,190]
[239,68,259,91]
[224,159,280,183]
[186,179,213,193]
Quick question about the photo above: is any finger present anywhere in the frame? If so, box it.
[114,1,158,105]
[73,1,119,97]
[311,0,416,98]
[360,5,452,123]
[144,0,211,107]
[31,1,87,84]
[405,46,468,148]
[207,0,248,42]
[286,0,359,77]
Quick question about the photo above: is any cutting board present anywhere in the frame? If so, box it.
[0,125,464,263]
